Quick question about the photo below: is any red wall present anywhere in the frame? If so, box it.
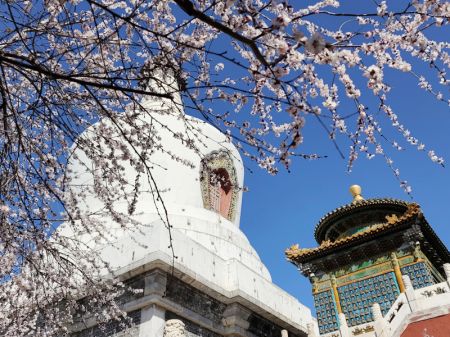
[401,314,450,337]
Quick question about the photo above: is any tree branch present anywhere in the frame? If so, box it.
[173,0,270,68]
[0,53,173,99]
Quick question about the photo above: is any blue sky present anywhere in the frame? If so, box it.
[186,0,450,315]
[238,61,450,313]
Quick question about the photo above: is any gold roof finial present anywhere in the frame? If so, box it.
[349,184,364,203]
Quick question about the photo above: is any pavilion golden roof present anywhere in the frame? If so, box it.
[313,197,411,243]
[286,203,421,263]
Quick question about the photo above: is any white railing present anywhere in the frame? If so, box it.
[381,292,411,335]
[348,322,376,337]
[414,281,450,300]
[320,331,341,337]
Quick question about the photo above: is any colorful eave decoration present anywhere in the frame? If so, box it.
[285,203,421,263]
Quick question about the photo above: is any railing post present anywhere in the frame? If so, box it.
[402,275,417,311]
[443,263,450,285]
[372,303,386,337]
[338,313,349,337]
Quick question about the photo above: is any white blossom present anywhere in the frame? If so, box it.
[377,1,388,16]
[214,63,225,72]
[305,32,326,54]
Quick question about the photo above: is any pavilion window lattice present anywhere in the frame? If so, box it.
[400,262,434,289]
[313,290,339,334]
[337,272,400,327]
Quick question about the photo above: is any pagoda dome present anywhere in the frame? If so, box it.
[61,73,272,281]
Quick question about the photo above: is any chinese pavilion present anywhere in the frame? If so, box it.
[285,185,450,335]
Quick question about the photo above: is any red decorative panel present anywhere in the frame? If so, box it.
[401,314,450,337]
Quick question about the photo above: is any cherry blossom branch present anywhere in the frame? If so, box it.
[0,53,173,99]
[173,0,270,67]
